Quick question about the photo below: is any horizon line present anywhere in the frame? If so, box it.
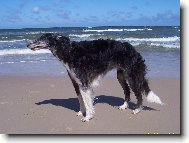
[0,25,180,30]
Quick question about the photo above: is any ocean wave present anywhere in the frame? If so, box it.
[149,43,180,48]
[1,36,8,39]
[0,36,180,56]
[83,29,124,32]
[116,36,180,48]
[0,39,31,43]
[69,34,102,38]
[116,36,180,42]
[83,28,152,32]
[0,59,49,65]
[0,48,50,56]
[25,31,55,35]
[123,28,152,31]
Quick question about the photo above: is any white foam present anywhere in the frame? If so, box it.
[124,28,152,31]
[7,61,15,64]
[0,39,30,43]
[0,48,50,56]
[25,31,55,35]
[116,36,180,48]
[150,43,180,48]
[83,29,124,32]
[116,36,180,42]
[83,28,152,32]
[1,37,8,39]
[69,34,102,38]
[1,59,48,64]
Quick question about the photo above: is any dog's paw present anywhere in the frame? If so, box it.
[132,109,141,114]
[81,115,94,122]
[132,106,143,114]
[76,111,83,116]
[118,106,127,110]
[81,117,90,122]
[118,102,128,110]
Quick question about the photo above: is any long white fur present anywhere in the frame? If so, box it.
[146,91,164,105]
[63,62,82,85]
[63,61,95,121]
[79,89,95,122]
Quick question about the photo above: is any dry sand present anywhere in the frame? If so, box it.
[0,75,180,134]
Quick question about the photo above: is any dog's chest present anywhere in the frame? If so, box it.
[62,61,81,85]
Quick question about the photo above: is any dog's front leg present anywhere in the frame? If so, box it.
[77,95,86,116]
[67,71,86,116]
[79,87,95,122]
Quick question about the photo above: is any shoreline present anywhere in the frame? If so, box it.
[0,75,180,134]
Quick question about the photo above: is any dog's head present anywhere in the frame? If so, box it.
[27,33,70,51]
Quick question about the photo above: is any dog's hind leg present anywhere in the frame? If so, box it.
[117,69,130,110]
[79,87,95,122]
[67,71,85,117]
[128,76,144,114]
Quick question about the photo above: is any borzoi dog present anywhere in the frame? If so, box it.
[27,33,163,122]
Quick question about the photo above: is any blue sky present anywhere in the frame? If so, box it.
[0,0,180,29]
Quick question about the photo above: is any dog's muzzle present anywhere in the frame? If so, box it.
[27,42,47,51]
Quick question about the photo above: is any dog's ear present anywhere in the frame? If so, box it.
[56,35,62,40]
[58,36,70,43]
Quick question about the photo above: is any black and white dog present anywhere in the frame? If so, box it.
[27,33,163,122]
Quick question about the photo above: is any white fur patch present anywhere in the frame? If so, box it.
[119,101,128,110]
[91,76,101,88]
[133,108,142,114]
[63,62,81,85]
[76,111,83,116]
[146,91,164,105]
[79,89,95,121]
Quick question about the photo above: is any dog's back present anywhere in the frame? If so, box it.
[69,39,137,65]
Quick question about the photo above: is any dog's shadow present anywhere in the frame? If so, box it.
[35,95,159,112]
[36,98,80,112]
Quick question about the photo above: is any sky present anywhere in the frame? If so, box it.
[0,0,180,29]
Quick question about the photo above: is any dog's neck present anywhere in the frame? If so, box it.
[49,37,71,62]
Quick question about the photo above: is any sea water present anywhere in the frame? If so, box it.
[0,26,180,77]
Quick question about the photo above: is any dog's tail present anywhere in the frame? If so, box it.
[145,90,164,105]
[142,79,164,105]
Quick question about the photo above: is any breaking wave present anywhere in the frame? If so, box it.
[0,48,50,56]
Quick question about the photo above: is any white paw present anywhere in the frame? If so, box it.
[132,108,142,114]
[118,102,128,110]
[81,117,90,122]
[76,111,83,116]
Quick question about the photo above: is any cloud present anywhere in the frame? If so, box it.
[126,11,180,26]
[32,6,40,14]
[153,11,179,22]
[56,10,71,19]
[138,11,180,25]
[53,0,71,8]
[84,16,99,22]
[105,10,134,23]
[130,6,138,10]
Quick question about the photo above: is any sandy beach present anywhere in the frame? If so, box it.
[0,75,180,134]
